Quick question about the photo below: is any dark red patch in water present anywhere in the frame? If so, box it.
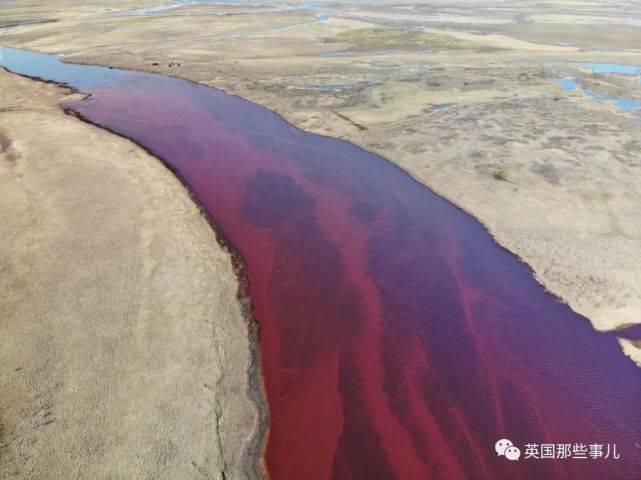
[5,48,641,479]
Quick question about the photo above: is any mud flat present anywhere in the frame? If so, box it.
[0,69,259,479]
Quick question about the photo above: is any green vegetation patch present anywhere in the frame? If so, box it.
[327,28,485,51]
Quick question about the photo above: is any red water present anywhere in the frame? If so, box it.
[6,48,641,479]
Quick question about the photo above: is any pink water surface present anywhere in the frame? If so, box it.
[4,48,641,479]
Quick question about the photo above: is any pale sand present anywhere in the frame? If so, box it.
[618,338,641,369]
[0,69,260,479]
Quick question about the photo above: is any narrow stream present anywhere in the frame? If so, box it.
[2,47,641,479]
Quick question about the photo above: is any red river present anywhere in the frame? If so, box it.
[3,47,641,479]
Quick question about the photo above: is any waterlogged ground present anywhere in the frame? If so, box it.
[558,78,641,110]
[556,62,641,111]
[3,47,641,479]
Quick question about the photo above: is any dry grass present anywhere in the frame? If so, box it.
[326,28,488,51]
[0,70,257,480]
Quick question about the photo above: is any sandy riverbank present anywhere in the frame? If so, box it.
[1,3,641,476]
[0,69,260,479]
[0,0,641,340]
[0,0,640,476]
[1,0,640,339]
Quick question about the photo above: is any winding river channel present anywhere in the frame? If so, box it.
[2,46,641,479]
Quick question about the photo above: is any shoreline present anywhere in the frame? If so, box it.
[44,50,640,338]
[5,46,639,428]
[0,67,264,479]
[4,42,641,478]
[0,61,270,478]
[60,83,272,480]
[63,84,272,480]
[2,0,641,336]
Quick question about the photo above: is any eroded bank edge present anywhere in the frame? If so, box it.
[56,52,613,330]
[0,65,270,480]
[8,45,639,360]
